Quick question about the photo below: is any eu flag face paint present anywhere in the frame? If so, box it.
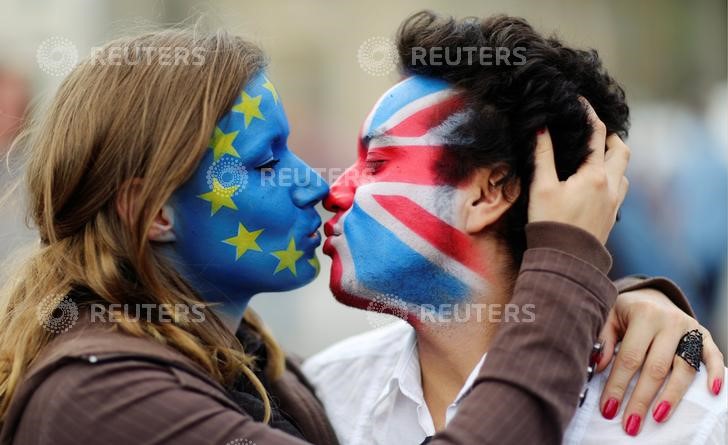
[170,72,328,315]
[323,75,489,320]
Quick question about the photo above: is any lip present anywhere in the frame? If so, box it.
[322,236,335,256]
[306,231,322,248]
[323,222,337,237]
[324,216,343,237]
[301,216,323,247]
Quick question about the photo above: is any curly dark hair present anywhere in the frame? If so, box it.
[396,10,630,265]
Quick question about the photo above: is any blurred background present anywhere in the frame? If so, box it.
[0,0,726,358]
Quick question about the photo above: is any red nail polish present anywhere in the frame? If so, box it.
[625,414,641,436]
[537,127,546,135]
[712,378,722,395]
[653,401,671,423]
[590,350,603,365]
[602,398,619,419]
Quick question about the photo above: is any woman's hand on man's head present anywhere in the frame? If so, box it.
[528,98,630,244]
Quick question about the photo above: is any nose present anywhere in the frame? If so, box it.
[290,155,329,208]
[324,165,357,213]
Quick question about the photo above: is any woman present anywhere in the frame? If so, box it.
[0,27,719,444]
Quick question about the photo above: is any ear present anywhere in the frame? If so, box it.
[116,178,176,242]
[148,205,176,242]
[463,165,520,234]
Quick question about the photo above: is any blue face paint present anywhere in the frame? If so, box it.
[170,72,328,323]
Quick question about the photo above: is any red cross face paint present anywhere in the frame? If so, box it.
[323,75,490,321]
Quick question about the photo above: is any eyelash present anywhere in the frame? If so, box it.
[255,158,280,171]
[364,159,385,174]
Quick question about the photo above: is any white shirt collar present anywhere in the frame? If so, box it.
[370,326,487,441]
[304,321,727,445]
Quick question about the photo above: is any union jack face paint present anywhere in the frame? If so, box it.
[323,75,490,322]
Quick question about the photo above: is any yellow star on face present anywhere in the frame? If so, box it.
[271,238,304,276]
[209,127,240,161]
[232,92,265,128]
[307,257,320,275]
[198,178,239,215]
[223,223,263,260]
[262,77,279,104]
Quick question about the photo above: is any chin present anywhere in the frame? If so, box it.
[329,279,369,310]
[328,263,399,316]
[331,289,378,314]
[326,235,413,319]
[264,270,317,293]
[329,277,421,327]
[325,254,364,308]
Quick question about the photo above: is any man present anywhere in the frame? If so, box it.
[303,11,726,444]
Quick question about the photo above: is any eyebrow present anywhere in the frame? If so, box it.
[361,129,391,149]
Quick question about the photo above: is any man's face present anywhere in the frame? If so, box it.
[323,76,489,318]
[170,72,328,309]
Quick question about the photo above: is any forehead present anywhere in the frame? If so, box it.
[214,71,288,162]
[361,75,463,145]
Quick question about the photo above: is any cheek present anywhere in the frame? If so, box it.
[173,207,316,292]
[449,186,473,231]
[338,183,473,305]
[350,179,461,229]
[172,173,317,291]
[237,187,293,232]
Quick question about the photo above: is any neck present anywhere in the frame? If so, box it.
[415,263,514,431]
[179,270,253,333]
[185,275,252,333]
[191,277,253,333]
[211,299,251,333]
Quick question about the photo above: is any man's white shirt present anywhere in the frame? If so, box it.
[303,321,727,445]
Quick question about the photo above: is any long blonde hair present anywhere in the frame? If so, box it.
[0,28,285,422]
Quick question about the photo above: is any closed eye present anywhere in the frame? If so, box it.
[364,159,386,174]
[255,158,280,171]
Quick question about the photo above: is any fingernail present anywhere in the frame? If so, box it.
[712,378,722,395]
[537,127,546,135]
[590,341,604,365]
[625,414,641,436]
[653,401,671,423]
[602,398,619,419]
[590,350,603,365]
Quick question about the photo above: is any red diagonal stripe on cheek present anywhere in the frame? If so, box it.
[372,194,485,275]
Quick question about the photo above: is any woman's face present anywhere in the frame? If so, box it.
[170,72,328,304]
[323,75,489,315]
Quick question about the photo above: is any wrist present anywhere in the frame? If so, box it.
[525,221,612,274]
